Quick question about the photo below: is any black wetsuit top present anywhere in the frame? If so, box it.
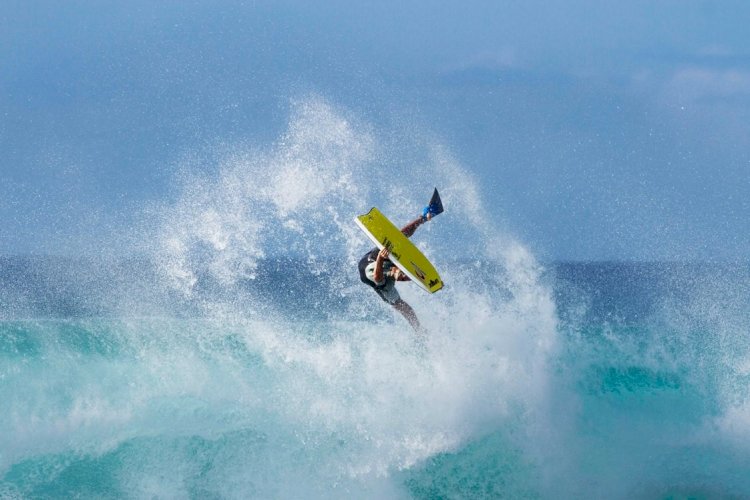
[359,248,400,303]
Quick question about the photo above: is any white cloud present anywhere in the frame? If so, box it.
[443,46,522,74]
[664,66,750,104]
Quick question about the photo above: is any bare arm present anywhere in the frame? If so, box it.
[373,247,389,283]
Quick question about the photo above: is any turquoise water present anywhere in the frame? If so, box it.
[2,101,749,498]
[2,261,749,499]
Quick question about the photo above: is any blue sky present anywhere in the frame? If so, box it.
[2,0,749,260]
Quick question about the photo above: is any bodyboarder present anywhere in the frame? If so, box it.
[357,205,439,331]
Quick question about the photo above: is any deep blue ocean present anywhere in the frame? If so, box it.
[2,102,749,499]
[2,256,749,499]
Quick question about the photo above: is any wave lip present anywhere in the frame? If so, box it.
[5,98,748,498]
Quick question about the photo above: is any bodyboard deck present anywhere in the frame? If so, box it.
[354,207,443,293]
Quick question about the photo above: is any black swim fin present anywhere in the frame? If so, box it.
[426,188,444,217]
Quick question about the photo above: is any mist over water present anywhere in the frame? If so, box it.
[1,97,560,498]
[1,98,749,498]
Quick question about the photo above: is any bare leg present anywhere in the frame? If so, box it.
[393,299,421,331]
[400,216,427,238]
[394,214,430,335]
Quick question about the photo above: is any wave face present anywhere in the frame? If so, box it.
[1,98,749,498]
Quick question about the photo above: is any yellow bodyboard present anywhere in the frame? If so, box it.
[354,207,443,293]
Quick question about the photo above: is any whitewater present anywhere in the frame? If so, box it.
[1,98,749,499]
